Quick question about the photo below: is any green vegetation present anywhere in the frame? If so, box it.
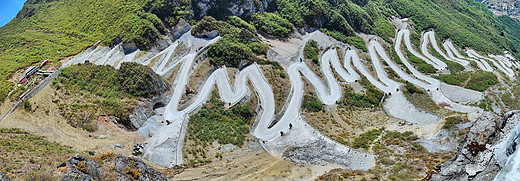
[466,71,499,91]
[250,12,293,37]
[322,129,449,180]
[435,72,470,86]
[22,100,32,112]
[472,97,494,111]
[186,90,254,147]
[304,40,320,64]
[502,92,514,107]
[320,28,368,52]
[390,0,520,57]
[227,16,257,34]
[342,78,384,108]
[302,93,324,112]
[54,62,168,131]
[442,116,466,130]
[446,60,466,74]
[276,0,396,43]
[192,16,268,67]
[403,82,441,114]
[0,128,75,179]
[2,0,520,105]
[0,0,192,103]
[59,62,166,98]
[406,50,436,74]
[352,128,383,149]
[404,82,423,94]
[435,71,497,92]
[500,85,520,110]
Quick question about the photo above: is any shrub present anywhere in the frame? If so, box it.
[342,78,384,108]
[442,116,464,130]
[406,50,436,74]
[446,60,465,74]
[436,71,497,92]
[279,72,286,78]
[250,12,293,38]
[304,40,319,64]
[465,71,498,92]
[193,16,268,67]
[187,90,253,147]
[23,100,32,111]
[76,161,88,173]
[320,28,367,52]
[56,63,166,131]
[404,83,423,94]
[352,128,383,149]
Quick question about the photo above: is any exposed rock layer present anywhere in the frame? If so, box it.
[430,111,520,181]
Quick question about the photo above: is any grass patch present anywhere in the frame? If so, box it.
[0,128,75,179]
[54,62,168,131]
[341,78,384,108]
[406,50,436,74]
[435,71,497,92]
[192,16,268,67]
[186,90,254,148]
[442,116,466,130]
[302,92,324,112]
[304,40,320,65]
[352,128,383,149]
[320,28,367,52]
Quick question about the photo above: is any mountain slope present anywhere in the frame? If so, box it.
[1,0,520,103]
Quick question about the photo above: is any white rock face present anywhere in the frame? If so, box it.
[494,111,520,181]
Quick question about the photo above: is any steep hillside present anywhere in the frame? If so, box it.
[3,0,520,180]
[1,0,520,103]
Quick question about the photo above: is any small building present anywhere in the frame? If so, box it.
[24,66,39,79]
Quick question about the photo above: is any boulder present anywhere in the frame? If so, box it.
[0,171,11,181]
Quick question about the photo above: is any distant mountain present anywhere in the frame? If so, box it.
[479,0,520,21]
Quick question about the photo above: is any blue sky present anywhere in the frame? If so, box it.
[0,0,27,28]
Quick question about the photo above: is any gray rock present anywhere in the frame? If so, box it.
[115,144,125,148]
[170,19,191,41]
[59,154,169,181]
[110,145,115,150]
[192,29,219,39]
[193,0,276,18]
[0,171,11,181]
[73,153,85,161]
[129,87,171,130]
[61,154,103,181]
[429,111,520,181]
[114,156,171,181]
[98,135,107,139]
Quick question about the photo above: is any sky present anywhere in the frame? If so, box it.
[0,0,27,28]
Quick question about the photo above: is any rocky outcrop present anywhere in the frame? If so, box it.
[429,111,520,181]
[129,90,171,129]
[0,171,11,181]
[58,153,103,181]
[57,154,170,181]
[169,19,192,41]
[193,0,276,19]
[114,156,171,181]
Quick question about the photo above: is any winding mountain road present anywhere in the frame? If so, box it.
[58,27,511,169]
